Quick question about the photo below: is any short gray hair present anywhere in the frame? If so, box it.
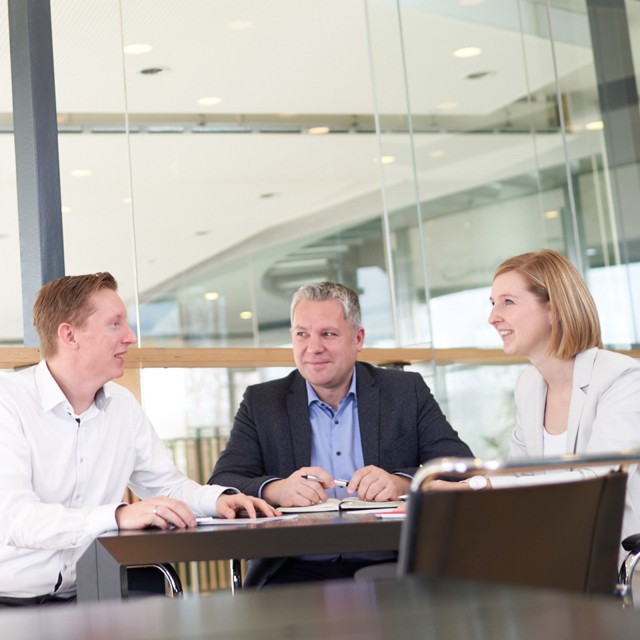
[290,282,361,331]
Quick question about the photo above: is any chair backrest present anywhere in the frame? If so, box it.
[397,452,640,595]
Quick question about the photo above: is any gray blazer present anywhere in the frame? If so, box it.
[209,361,472,587]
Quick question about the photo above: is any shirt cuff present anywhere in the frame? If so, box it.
[258,477,281,499]
[87,503,124,537]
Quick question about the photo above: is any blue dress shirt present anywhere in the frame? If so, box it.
[307,368,363,499]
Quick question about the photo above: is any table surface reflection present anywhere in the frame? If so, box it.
[5,576,640,640]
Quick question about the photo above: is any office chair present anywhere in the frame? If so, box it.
[397,451,640,597]
[126,563,183,598]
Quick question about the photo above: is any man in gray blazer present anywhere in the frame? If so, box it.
[209,281,472,586]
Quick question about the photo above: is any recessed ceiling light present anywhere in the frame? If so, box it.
[197,96,222,106]
[585,120,604,131]
[544,210,560,219]
[466,70,494,80]
[239,311,253,320]
[373,156,396,165]
[464,222,472,230]
[430,150,445,158]
[228,20,254,30]
[61,205,72,214]
[307,126,330,135]
[453,47,482,59]
[122,196,132,204]
[458,0,485,6]
[204,292,220,301]
[71,169,92,178]
[436,101,458,111]
[139,67,170,76]
[123,44,153,55]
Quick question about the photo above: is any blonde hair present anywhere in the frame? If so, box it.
[33,273,118,358]
[494,250,602,359]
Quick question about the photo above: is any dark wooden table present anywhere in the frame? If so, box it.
[76,512,402,601]
[5,576,640,639]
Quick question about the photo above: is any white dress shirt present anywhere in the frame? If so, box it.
[0,361,230,598]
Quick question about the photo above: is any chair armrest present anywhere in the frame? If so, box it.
[622,534,640,553]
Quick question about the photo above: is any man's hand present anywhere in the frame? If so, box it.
[262,467,335,507]
[216,493,280,519]
[348,466,410,501]
[115,497,197,530]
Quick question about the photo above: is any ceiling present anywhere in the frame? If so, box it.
[0,0,636,343]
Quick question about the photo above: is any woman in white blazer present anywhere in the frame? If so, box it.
[487,249,640,543]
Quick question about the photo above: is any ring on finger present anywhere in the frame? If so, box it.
[153,506,159,515]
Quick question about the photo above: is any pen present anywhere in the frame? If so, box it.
[303,474,349,488]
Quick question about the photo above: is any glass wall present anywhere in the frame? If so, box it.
[4,0,640,454]
[0,0,23,346]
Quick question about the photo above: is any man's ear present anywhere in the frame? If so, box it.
[57,323,79,350]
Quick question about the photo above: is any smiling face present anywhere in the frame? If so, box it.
[291,298,364,405]
[71,288,137,386]
[489,270,552,363]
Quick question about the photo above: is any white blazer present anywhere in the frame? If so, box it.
[503,348,640,542]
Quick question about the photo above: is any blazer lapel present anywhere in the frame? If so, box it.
[566,348,597,453]
[286,372,313,468]
[355,363,380,466]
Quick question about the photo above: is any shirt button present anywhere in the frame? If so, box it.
[336,451,342,456]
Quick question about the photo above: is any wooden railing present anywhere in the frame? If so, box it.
[1,346,638,370]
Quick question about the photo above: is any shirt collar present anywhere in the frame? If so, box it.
[34,360,111,414]
[305,366,357,407]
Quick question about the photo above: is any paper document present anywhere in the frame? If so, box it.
[278,497,405,514]
[196,514,298,526]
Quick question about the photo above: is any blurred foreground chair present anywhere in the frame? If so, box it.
[397,452,640,601]
[126,563,183,598]
[619,533,640,604]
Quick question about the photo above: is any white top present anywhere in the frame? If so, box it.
[0,361,231,599]
[542,429,568,458]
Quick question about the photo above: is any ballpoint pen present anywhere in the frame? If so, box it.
[302,474,349,488]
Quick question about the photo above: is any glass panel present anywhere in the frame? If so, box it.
[142,366,293,440]
[50,0,139,322]
[115,0,392,347]
[0,0,24,346]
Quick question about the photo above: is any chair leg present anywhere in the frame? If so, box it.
[230,559,242,594]
[127,563,183,598]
